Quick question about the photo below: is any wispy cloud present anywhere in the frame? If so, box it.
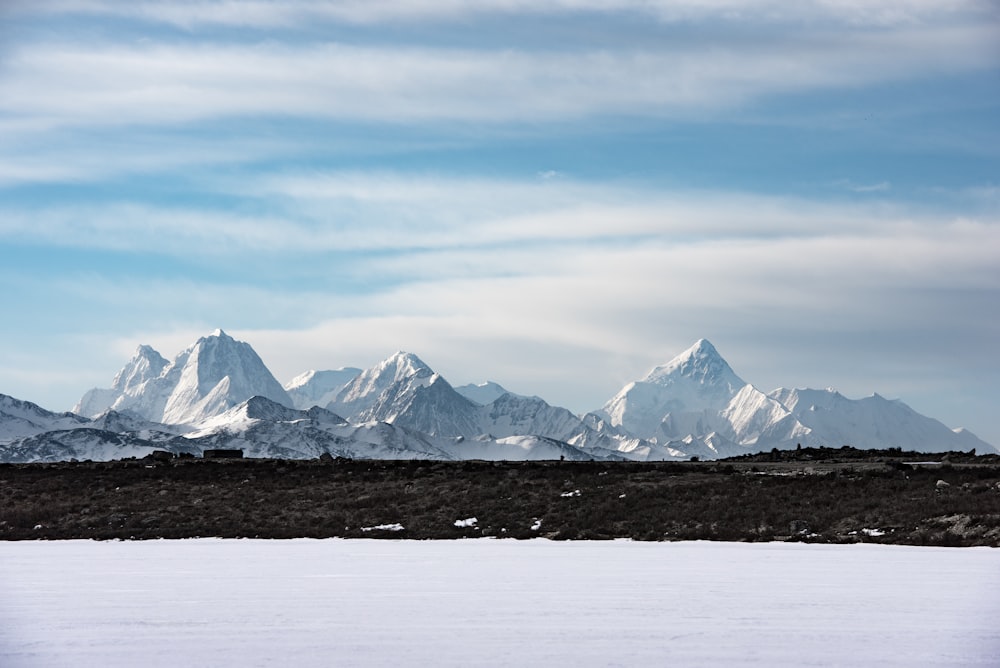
[2,174,977,258]
[13,1,996,28]
[833,179,893,193]
[851,181,892,192]
[7,176,994,404]
[2,23,994,132]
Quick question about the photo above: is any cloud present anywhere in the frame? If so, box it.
[1,21,995,132]
[837,180,892,193]
[10,176,991,411]
[4,173,981,262]
[12,1,996,29]
[0,128,302,187]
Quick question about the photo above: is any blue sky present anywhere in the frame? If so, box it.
[1,1,998,445]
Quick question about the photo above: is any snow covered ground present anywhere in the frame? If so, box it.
[1,540,998,667]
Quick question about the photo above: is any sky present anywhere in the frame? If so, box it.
[1,1,998,445]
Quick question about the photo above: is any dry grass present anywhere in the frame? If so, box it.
[2,454,999,545]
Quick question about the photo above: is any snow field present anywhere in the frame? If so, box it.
[1,539,998,667]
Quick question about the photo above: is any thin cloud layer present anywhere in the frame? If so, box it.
[3,27,994,131]
[14,1,997,28]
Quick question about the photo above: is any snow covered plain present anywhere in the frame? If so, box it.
[1,540,998,667]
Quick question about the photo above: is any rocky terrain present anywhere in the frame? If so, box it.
[2,447,999,546]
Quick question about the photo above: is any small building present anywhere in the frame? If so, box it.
[203,449,244,459]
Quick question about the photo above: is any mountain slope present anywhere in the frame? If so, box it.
[1,394,89,443]
[0,429,186,464]
[328,354,637,455]
[284,368,362,410]
[595,340,996,457]
[328,352,435,419]
[721,384,810,447]
[74,345,168,417]
[1,394,194,463]
[158,329,292,424]
[769,388,993,453]
[184,396,618,461]
[327,352,491,438]
[184,396,456,460]
[598,339,751,442]
[73,330,292,425]
[478,393,589,441]
[455,381,514,406]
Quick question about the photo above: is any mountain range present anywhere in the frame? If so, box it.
[1,331,993,462]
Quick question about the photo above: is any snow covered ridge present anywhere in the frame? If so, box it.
[0,331,995,462]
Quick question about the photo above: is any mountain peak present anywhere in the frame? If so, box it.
[114,344,168,387]
[376,351,432,380]
[388,350,427,365]
[455,381,511,406]
[692,338,717,354]
[75,330,292,425]
[123,342,165,368]
[134,343,162,357]
[644,339,742,387]
[599,339,748,440]
[327,351,434,418]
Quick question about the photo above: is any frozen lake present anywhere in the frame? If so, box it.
[1,539,998,666]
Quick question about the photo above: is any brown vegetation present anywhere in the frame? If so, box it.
[2,450,999,546]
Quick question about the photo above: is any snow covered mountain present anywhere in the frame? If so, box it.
[284,368,361,410]
[455,381,515,405]
[1,394,89,443]
[479,393,586,440]
[769,388,994,453]
[600,339,743,440]
[74,329,293,425]
[595,339,993,457]
[595,339,808,452]
[0,428,194,464]
[183,396,450,460]
[1,393,193,463]
[328,352,434,418]
[2,332,994,462]
[326,352,628,455]
[74,344,168,417]
[0,392,617,462]
[326,352,483,436]
[180,396,616,462]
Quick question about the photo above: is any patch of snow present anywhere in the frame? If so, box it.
[360,523,404,532]
[0,540,998,667]
[560,489,581,497]
[453,517,478,528]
